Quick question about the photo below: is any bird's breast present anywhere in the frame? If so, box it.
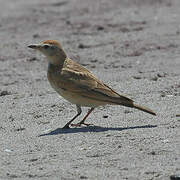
[47,70,76,102]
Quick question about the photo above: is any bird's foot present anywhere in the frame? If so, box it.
[71,122,93,127]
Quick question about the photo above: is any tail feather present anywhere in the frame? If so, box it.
[108,96,156,116]
[133,103,156,116]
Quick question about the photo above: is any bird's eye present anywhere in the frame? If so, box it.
[44,45,49,49]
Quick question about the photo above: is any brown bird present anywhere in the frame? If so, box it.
[28,40,156,129]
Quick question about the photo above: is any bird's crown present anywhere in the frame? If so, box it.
[42,40,63,49]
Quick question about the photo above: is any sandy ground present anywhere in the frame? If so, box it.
[0,0,180,179]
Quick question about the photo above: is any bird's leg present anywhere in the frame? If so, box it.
[71,108,94,127]
[62,105,82,129]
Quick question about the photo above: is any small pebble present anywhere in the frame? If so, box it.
[133,76,141,79]
[27,57,38,62]
[29,158,38,162]
[78,44,89,49]
[90,59,98,63]
[97,26,104,31]
[170,175,180,180]
[80,175,88,179]
[151,76,158,81]
[5,149,13,153]
[149,151,156,155]
[0,90,10,96]
[78,43,85,49]
[33,34,40,38]
[15,127,25,131]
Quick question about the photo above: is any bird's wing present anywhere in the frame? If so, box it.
[58,59,132,103]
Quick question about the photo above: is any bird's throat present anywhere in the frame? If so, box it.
[48,62,63,74]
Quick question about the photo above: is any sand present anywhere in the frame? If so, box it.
[0,0,180,179]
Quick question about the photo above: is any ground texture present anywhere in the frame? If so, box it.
[0,0,180,179]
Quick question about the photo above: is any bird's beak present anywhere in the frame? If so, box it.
[28,44,41,50]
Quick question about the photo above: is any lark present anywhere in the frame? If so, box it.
[28,40,156,129]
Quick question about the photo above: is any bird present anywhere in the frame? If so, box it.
[28,40,156,129]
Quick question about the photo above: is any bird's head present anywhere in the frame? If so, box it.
[28,40,67,65]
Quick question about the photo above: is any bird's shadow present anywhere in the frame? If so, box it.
[39,124,157,137]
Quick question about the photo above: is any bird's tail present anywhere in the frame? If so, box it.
[132,103,156,116]
[109,95,156,116]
